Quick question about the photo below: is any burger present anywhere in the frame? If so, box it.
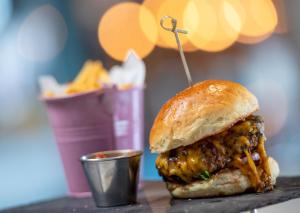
[149,80,280,198]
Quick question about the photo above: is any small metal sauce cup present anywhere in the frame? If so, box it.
[80,150,143,207]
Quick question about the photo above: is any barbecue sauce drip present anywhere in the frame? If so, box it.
[156,115,272,192]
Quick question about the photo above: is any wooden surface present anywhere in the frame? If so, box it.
[2,177,300,213]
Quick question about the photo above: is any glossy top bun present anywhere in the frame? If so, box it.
[150,80,259,153]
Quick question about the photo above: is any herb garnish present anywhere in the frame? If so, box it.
[196,170,211,180]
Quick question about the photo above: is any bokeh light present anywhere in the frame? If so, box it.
[142,0,279,51]
[182,42,199,52]
[17,5,68,62]
[238,0,278,38]
[183,0,217,50]
[156,0,191,49]
[240,37,298,138]
[184,0,241,52]
[144,0,197,51]
[98,2,157,61]
[249,79,288,138]
[143,0,169,48]
[0,0,12,34]
[238,33,273,44]
[223,0,243,33]
[0,25,34,129]
[143,0,199,52]
[139,5,158,45]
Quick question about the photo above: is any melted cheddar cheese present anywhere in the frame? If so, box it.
[156,115,272,192]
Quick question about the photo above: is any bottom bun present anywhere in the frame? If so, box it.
[166,157,280,198]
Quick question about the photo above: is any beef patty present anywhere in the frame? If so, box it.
[156,115,269,190]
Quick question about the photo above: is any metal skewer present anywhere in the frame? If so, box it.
[160,16,193,87]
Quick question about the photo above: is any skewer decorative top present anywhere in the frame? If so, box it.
[160,16,193,87]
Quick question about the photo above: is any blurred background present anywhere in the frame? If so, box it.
[0,0,299,210]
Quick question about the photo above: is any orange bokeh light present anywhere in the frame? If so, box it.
[238,32,273,44]
[182,42,199,52]
[157,0,191,49]
[239,0,278,37]
[98,2,157,61]
[143,0,168,48]
[144,0,192,50]
[184,0,241,52]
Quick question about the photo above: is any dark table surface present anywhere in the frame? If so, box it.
[2,177,300,213]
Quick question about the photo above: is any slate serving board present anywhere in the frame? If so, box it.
[2,177,300,213]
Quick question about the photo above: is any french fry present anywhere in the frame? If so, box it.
[118,83,134,90]
[66,60,110,94]
[44,91,55,97]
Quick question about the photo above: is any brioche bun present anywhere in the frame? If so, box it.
[150,80,259,153]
